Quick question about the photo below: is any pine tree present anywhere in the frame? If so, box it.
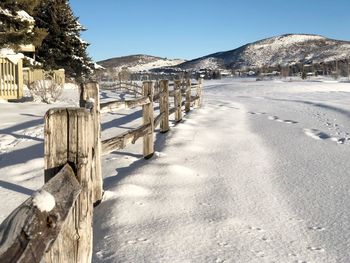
[0,0,47,48]
[34,0,92,81]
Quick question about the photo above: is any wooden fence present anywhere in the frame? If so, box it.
[0,57,24,100]
[23,68,65,87]
[0,78,203,263]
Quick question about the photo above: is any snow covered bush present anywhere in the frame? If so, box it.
[29,77,63,104]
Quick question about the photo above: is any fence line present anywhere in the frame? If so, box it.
[0,78,203,263]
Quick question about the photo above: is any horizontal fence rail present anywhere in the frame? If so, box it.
[100,78,203,156]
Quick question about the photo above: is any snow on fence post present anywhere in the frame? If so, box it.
[185,79,191,113]
[79,82,103,204]
[44,108,94,263]
[142,81,154,159]
[159,80,170,133]
[174,80,182,122]
[0,164,81,263]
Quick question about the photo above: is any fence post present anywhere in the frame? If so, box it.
[80,82,103,204]
[17,58,23,99]
[159,80,169,133]
[142,81,154,159]
[174,80,182,122]
[195,78,203,107]
[185,78,191,112]
[44,108,94,263]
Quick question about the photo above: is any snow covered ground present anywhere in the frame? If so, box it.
[1,78,350,262]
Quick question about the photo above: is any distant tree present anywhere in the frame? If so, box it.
[301,71,307,80]
[0,0,46,48]
[34,0,92,82]
[281,66,290,78]
[118,67,131,81]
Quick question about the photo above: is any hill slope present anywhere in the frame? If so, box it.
[98,54,185,72]
[178,34,350,70]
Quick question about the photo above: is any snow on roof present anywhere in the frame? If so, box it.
[0,48,24,64]
[0,7,34,23]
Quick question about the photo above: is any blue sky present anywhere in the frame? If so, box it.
[70,0,350,62]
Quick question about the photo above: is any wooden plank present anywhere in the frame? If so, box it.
[100,96,150,113]
[0,59,3,98]
[101,123,151,155]
[142,81,154,159]
[197,78,203,107]
[169,107,177,115]
[80,82,103,204]
[159,80,169,133]
[0,164,81,263]
[154,112,164,128]
[44,108,94,263]
[153,91,161,102]
[185,79,191,112]
[174,80,182,122]
[191,95,200,102]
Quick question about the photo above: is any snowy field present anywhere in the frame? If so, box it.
[1,78,350,262]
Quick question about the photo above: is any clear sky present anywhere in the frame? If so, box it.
[69,0,350,62]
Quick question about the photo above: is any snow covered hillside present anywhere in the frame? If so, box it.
[98,54,185,72]
[1,79,350,262]
[178,34,350,70]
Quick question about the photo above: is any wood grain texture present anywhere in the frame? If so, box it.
[100,96,150,113]
[174,80,182,122]
[44,108,94,263]
[185,79,191,113]
[80,82,103,203]
[101,124,151,155]
[142,81,154,158]
[159,80,169,133]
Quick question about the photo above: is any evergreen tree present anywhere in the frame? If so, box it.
[34,0,92,81]
[0,0,45,48]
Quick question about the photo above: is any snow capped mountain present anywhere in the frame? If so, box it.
[177,34,350,70]
[98,54,185,72]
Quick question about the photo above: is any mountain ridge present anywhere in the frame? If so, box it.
[176,34,350,71]
[98,54,185,72]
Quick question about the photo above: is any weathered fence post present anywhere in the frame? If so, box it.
[159,80,169,133]
[194,78,203,107]
[80,82,103,204]
[174,80,182,122]
[185,78,191,112]
[154,80,159,98]
[142,81,154,159]
[44,108,94,263]
[17,58,24,99]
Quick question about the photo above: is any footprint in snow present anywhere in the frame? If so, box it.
[303,129,330,140]
[268,115,298,124]
[304,129,346,144]
[125,238,149,245]
[247,111,266,115]
[248,226,264,232]
[307,246,325,252]
[308,226,325,231]
[217,241,230,248]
